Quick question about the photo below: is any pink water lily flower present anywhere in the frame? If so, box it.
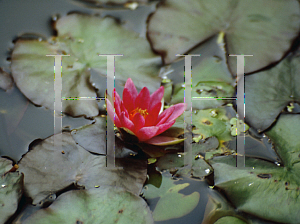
[107,78,185,145]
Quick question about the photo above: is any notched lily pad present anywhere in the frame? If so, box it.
[71,116,107,155]
[22,186,153,224]
[0,158,24,224]
[211,114,300,223]
[148,0,300,73]
[143,173,200,221]
[245,53,300,132]
[18,132,147,204]
[11,14,162,117]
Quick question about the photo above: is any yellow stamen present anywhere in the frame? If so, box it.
[129,107,149,120]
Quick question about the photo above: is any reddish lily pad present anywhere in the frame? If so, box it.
[148,0,300,73]
[22,186,153,224]
[18,132,147,204]
[11,14,162,117]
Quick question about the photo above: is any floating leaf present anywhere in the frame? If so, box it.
[0,68,13,91]
[229,118,249,136]
[18,132,147,204]
[11,14,162,117]
[0,158,23,224]
[202,190,240,224]
[245,54,300,132]
[156,137,218,177]
[192,108,232,143]
[22,186,153,224]
[211,115,300,223]
[215,216,248,224]
[170,57,234,110]
[148,0,300,73]
[71,117,106,154]
[143,173,200,221]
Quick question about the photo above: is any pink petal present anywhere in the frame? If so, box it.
[120,101,129,118]
[114,114,121,127]
[113,89,122,117]
[165,103,186,123]
[135,87,150,110]
[149,86,164,110]
[145,102,161,126]
[106,99,115,123]
[136,126,159,142]
[106,99,121,127]
[155,120,176,136]
[120,112,135,133]
[144,136,185,146]
[122,88,135,112]
[124,78,138,99]
[156,106,175,126]
[132,113,145,132]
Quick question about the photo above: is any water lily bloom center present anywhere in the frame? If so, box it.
[107,78,185,144]
[130,108,149,120]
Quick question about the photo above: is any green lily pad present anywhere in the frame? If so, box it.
[170,56,234,110]
[148,0,300,73]
[245,53,300,132]
[18,132,147,204]
[143,173,200,221]
[156,137,218,177]
[211,114,300,223]
[229,118,249,136]
[215,216,248,224]
[202,190,242,224]
[11,14,162,117]
[192,108,232,143]
[0,158,24,224]
[22,186,153,224]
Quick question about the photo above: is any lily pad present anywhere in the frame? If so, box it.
[211,115,300,223]
[192,108,232,143]
[18,132,147,204]
[202,190,242,224]
[0,158,24,224]
[148,0,300,73]
[170,56,235,110]
[71,117,106,154]
[22,186,153,224]
[156,137,218,177]
[0,68,13,91]
[143,173,200,221]
[245,53,300,132]
[11,14,162,117]
[215,216,248,224]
